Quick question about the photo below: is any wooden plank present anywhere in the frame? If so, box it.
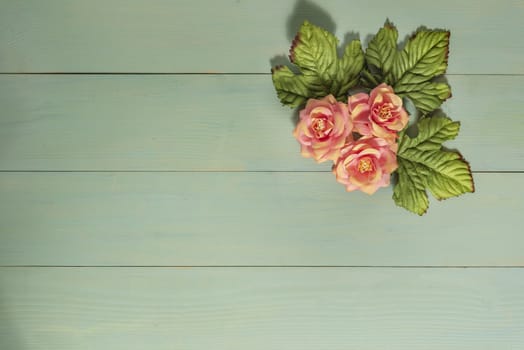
[0,0,523,73]
[0,75,522,172]
[1,267,523,349]
[0,172,521,266]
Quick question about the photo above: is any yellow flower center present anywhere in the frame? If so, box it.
[357,157,374,173]
[313,118,326,132]
[311,116,333,139]
[378,105,392,121]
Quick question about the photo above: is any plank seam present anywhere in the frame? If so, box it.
[1,265,524,269]
[0,73,523,77]
[0,170,521,174]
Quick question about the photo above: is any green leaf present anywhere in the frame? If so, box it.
[395,81,451,115]
[363,23,451,114]
[271,66,311,107]
[336,40,366,97]
[272,21,364,108]
[392,30,449,81]
[364,21,398,85]
[393,158,429,215]
[393,114,475,215]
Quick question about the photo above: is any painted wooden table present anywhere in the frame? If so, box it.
[1,1,523,349]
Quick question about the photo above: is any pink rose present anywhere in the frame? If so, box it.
[348,83,408,142]
[293,95,352,163]
[333,136,398,195]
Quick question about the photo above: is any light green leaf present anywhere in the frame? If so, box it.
[271,66,311,107]
[272,21,364,108]
[393,114,475,215]
[290,21,338,77]
[398,113,459,151]
[336,40,366,97]
[393,30,449,83]
[395,81,451,115]
[364,23,451,114]
[364,21,398,85]
[393,158,429,215]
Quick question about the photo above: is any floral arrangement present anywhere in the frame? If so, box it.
[271,21,474,215]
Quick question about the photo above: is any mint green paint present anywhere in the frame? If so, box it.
[0,0,523,73]
[1,268,524,349]
[0,0,523,348]
[0,75,522,171]
[0,173,520,266]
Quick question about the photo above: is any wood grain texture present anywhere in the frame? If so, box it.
[1,268,524,350]
[1,0,522,347]
[1,75,522,171]
[1,0,523,73]
[0,172,520,266]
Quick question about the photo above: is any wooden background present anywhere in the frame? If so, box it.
[1,0,523,348]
